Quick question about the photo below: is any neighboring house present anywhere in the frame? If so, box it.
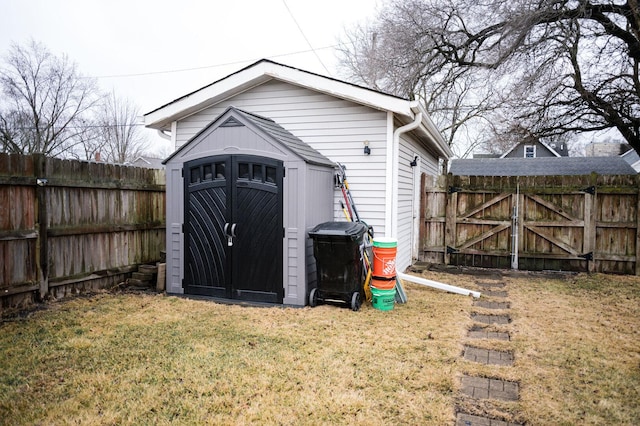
[144,59,453,305]
[450,156,637,176]
[585,141,634,157]
[585,141,640,173]
[127,156,164,169]
[500,140,569,158]
[458,138,638,176]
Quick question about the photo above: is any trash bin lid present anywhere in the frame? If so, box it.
[308,221,367,238]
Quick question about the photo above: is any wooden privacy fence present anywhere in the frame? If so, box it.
[0,154,166,311]
[420,174,640,275]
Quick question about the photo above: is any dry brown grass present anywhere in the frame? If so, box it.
[0,270,638,425]
[0,280,468,425]
[508,273,640,424]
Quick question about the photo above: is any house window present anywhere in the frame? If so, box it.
[524,145,536,158]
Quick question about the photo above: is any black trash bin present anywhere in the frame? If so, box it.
[308,221,368,311]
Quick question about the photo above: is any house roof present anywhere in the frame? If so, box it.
[449,157,638,176]
[163,106,335,168]
[500,140,563,158]
[145,59,453,159]
[127,156,164,169]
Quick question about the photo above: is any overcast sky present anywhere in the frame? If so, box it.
[1,0,380,152]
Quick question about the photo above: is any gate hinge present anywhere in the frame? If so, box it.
[581,186,596,195]
[182,223,185,233]
[446,245,458,254]
[448,186,461,194]
[579,252,593,261]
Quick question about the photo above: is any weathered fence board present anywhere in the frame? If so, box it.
[0,153,166,311]
[421,174,640,274]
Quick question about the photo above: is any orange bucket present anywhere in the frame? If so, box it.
[372,238,397,279]
[371,276,396,290]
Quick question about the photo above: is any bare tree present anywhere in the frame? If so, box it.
[338,0,640,155]
[338,1,505,157]
[70,117,107,162]
[96,91,149,164]
[0,40,99,156]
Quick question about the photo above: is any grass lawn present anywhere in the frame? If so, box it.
[1,271,639,425]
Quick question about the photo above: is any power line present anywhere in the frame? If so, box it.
[10,123,146,131]
[281,0,332,76]
[91,45,339,80]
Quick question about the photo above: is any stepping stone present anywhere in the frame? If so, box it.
[407,262,430,273]
[463,345,514,366]
[468,326,510,341]
[461,375,519,401]
[471,313,511,325]
[476,281,506,288]
[456,412,523,426]
[474,300,510,309]
[482,290,508,298]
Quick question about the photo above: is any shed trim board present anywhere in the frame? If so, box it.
[148,60,451,304]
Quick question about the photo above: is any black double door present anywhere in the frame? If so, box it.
[183,155,284,303]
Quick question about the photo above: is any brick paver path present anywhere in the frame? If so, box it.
[468,326,510,341]
[463,345,514,366]
[476,281,506,288]
[474,300,510,309]
[460,375,519,401]
[456,412,523,426]
[471,313,511,324]
[456,277,524,425]
[482,290,508,298]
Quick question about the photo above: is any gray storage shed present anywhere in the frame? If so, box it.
[163,106,335,306]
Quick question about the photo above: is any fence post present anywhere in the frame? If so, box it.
[419,173,426,262]
[510,184,520,270]
[34,154,49,300]
[517,190,525,266]
[444,183,457,265]
[583,187,596,273]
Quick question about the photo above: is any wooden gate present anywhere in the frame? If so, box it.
[420,174,640,274]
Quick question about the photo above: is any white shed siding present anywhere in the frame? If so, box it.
[396,134,440,272]
[175,80,390,236]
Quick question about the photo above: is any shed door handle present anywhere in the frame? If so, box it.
[231,223,237,238]
[224,223,230,237]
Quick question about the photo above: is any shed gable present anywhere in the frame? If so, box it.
[165,106,333,168]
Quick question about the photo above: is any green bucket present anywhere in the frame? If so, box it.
[372,237,397,248]
[370,286,396,311]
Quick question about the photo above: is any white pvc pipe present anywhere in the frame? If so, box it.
[397,272,481,298]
